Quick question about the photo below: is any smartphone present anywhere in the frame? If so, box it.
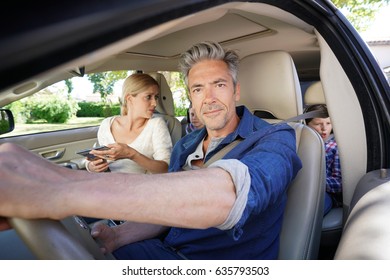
[76,145,110,160]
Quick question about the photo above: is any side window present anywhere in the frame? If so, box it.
[159,71,189,119]
[1,71,189,138]
[1,71,131,138]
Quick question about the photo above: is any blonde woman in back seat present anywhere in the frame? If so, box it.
[86,73,172,174]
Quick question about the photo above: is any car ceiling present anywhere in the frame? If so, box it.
[0,2,321,106]
[87,5,320,78]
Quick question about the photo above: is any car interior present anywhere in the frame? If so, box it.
[148,72,183,146]
[0,1,389,260]
[237,50,326,259]
[304,81,343,250]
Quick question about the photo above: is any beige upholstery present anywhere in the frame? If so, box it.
[148,72,182,145]
[335,179,390,259]
[239,51,325,259]
[305,81,344,244]
[281,123,326,259]
[304,81,326,105]
[238,50,303,122]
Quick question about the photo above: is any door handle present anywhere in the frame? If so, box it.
[39,148,65,161]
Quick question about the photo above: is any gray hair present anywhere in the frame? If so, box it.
[179,41,240,87]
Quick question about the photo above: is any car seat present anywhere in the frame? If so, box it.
[238,50,326,259]
[304,81,326,106]
[304,80,344,254]
[148,72,182,145]
[334,173,390,259]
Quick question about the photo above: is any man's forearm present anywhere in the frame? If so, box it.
[0,143,235,229]
[66,167,235,229]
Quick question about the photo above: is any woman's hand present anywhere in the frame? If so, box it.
[90,143,138,161]
[87,158,109,173]
[90,143,168,174]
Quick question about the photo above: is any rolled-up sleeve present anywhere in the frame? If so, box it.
[208,126,301,240]
[208,159,251,230]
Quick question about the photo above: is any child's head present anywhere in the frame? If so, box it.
[187,102,204,130]
[305,104,332,141]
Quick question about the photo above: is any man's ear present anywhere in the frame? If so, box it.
[235,82,241,102]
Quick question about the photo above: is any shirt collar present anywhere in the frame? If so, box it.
[182,105,253,148]
[220,105,253,144]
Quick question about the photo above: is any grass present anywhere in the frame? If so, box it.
[1,117,104,138]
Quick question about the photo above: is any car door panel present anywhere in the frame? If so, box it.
[0,126,99,168]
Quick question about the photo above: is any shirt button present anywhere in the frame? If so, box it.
[195,155,200,158]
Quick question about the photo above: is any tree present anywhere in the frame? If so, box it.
[161,71,190,116]
[332,0,389,31]
[64,79,73,99]
[88,71,130,102]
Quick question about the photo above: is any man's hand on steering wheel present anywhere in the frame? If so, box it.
[0,217,11,231]
[90,221,118,254]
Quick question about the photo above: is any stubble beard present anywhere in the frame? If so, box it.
[201,105,228,131]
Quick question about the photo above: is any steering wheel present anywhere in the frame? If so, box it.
[8,216,115,260]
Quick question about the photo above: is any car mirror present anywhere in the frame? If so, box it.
[0,109,15,135]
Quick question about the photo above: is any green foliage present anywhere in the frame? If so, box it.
[77,102,120,117]
[331,0,388,31]
[0,119,9,132]
[5,100,27,123]
[27,94,80,123]
[102,103,121,117]
[65,79,73,94]
[87,71,130,102]
[174,106,188,117]
[0,111,11,133]
[161,71,188,95]
[6,94,80,124]
[160,71,190,117]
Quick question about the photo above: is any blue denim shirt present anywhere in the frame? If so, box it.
[165,106,302,259]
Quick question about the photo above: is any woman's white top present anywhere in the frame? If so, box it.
[97,116,172,174]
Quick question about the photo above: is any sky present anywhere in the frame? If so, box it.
[70,76,123,102]
[360,4,390,40]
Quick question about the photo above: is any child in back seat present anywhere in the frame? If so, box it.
[305,104,342,216]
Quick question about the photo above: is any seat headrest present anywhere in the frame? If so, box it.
[148,72,175,116]
[304,81,325,105]
[238,51,303,120]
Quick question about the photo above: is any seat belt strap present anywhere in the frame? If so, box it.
[203,109,323,167]
[279,109,324,124]
[203,139,242,167]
